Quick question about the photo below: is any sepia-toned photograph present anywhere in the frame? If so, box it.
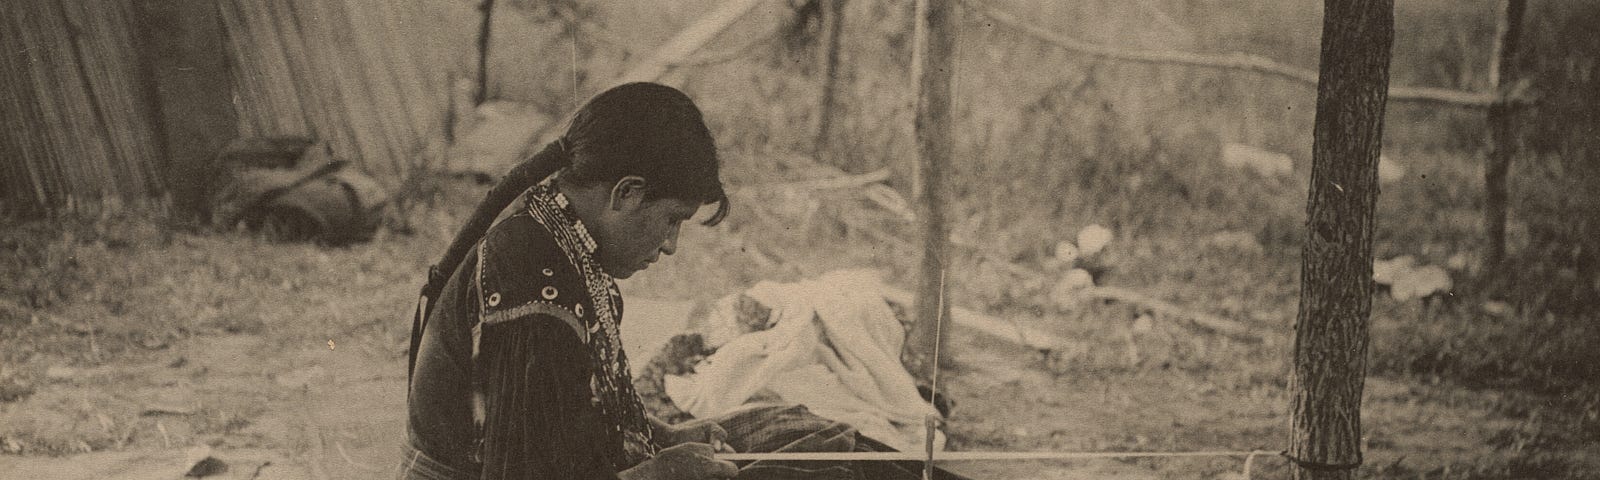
[2,1,1596,478]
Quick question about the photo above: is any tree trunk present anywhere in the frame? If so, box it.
[474,0,495,106]
[813,0,847,163]
[1483,0,1526,270]
[1288,1,1393,479]
[134,0,238,218]
[903,0,955,389]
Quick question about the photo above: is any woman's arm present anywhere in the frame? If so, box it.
[477,313,619,480]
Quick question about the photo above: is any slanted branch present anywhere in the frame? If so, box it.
[961,0,1521,108]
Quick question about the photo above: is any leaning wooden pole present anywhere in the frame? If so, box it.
[1288,1,1392,479]
[904,0,955,387]
[1482,0,1526,270]
[813,0,847,162]
[474,0,495,106]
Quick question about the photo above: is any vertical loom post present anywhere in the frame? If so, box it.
[814,0,847,163]
[474,0,495,106]
[1482,0,1526,270]
[905,0,956,389]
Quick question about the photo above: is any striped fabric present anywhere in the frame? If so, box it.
[711,404,974,480]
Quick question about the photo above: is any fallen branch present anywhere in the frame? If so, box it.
[518,0,768,154]
[737,168,892,193]
[961,0,1520,108]
[880,286,1062,351]
[842,206,1261,342]
[1084,286,1257,340]
[616,0,767,84]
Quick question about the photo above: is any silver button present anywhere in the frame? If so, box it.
[541,286,558,300]
[487,292,501,307]
[542,268,554,276]
[574,303,585,317]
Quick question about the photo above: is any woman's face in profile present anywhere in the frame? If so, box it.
[595,192,702,279]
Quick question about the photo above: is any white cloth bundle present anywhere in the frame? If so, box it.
[666,269,944,452]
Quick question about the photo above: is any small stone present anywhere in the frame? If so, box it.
[1077,225,1113,256]
[1054,241,1080,265]
[186,457,229,477]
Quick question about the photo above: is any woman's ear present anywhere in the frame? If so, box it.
[607,176,649,211]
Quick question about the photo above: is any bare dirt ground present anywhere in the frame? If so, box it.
[2,222,1594,479]
[4,112,1597,479]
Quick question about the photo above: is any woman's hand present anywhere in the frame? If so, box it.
[618,443,738,480]
[655,418,733,452]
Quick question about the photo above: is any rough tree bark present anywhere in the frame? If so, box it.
[1288,1,1393,479]
[474,0,495,106]
[133,0,238,218]
[1483,0,1526,270]
[903,0,955,388]
[813,0,847,162]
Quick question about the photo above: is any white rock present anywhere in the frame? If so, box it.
[1390,265,1451,301]
[1378,155,1407,183]
[1409,265,1452,297]
[1222,143,1294,178]
[1372,255,1417,286]
[1077,225,1113,256]
[1054,240,1080,264]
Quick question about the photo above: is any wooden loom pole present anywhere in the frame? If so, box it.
[474,0,495,106]
[813,0,847,163]
[904,0,955,388]
[1287,0,1392,478]
[1482,0,1527,270]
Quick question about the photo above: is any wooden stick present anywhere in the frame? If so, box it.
[813,0,847,158]
[736,168,891,193]
[517,0,766,154]
[905,0,957,388]
[716,450,1274,462]
[1482,0,1527,270]
[961,0,1516,108]
[881,286,1063,351]
[1084,286,1257,341]
[614,0,766,84]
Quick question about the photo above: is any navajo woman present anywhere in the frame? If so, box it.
[402,83,738,480]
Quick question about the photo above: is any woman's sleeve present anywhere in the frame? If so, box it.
[476,313,620,480]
